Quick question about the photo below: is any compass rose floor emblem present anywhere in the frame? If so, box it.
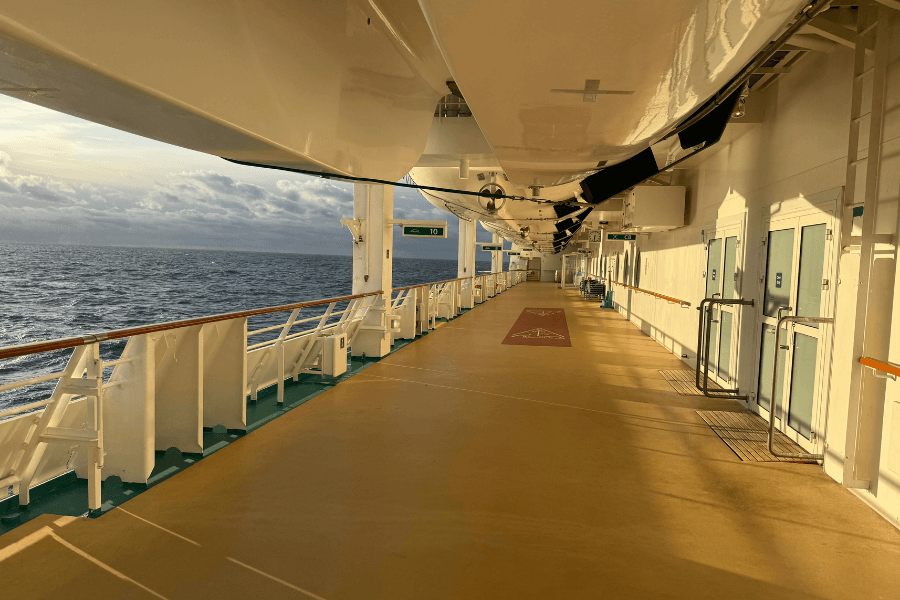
[526,309,561,317]
[511,328,566,339]
[502,308,571,347]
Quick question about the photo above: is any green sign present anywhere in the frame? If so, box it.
[577,250,591,254]
[403,226,445,238]
[506,252,521,256]
[606,234,637,241]
[481,245,502,251]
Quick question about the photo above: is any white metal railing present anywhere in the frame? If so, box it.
[0,291,381,511]
[387,271,526,340]
[0,270,527,513]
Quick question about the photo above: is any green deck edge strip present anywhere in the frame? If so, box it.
[0,302,482,536]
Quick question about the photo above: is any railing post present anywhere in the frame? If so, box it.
[85,342,103,510]
[276,343,286,405]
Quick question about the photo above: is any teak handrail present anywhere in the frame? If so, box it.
[392,270,526,292]
[860,356,900,378]
[0,291,384,361]
[1,269,531,361]
[605,279,691,307]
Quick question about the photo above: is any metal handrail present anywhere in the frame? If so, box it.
[768,308,834,462]
[608,279,691,307]
[696,297,755,399]
[0,291,384,361]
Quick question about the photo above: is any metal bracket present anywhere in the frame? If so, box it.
[340,218,364,243]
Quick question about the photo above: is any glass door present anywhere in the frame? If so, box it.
[562,254,577,288]
[703,227,741,388]
[756,213,834,451]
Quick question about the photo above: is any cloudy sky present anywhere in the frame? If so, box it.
[0,94,497,260]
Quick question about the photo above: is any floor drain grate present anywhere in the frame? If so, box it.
[696,410,817,462]
[659,369,723,396]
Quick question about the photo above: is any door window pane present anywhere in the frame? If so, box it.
[707,308,719,376]
[706,238,722,298]
[624,252,630,285]
[788,332,818,439]
[758,324,787,412]
[796,224,826,329]
[763,229,795,317]
[723,237,737,299]
[718,311,733,381]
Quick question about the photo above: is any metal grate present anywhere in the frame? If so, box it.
[696,410,816,463]
[659,369,723,396]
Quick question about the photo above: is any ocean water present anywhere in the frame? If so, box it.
[0,243,489,411]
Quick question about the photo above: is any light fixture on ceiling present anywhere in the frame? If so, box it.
[732,83,750,119]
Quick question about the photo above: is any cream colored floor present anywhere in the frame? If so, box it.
[3,283,899,599]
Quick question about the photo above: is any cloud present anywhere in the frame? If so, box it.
[0,151,81,204]
[0,144,461,258]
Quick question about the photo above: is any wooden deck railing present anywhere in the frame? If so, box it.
[604,279,691,308]
[860,356,900,379]
[0,291,384,361]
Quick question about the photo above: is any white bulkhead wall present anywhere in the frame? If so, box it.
[603,17,900,527]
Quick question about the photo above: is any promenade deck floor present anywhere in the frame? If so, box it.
[2,282,899,599]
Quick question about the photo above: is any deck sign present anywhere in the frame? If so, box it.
[776,273,782,288]
[481,244,502,251]
[607,234,637,241]
[402,226,446,238]
[506,251,521,256]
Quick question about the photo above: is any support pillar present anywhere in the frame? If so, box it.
[491,233,502,274]
[351,183,393,358]
[458,218,476,309]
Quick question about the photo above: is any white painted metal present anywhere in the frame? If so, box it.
[102,334,155,484]
[0,291,392,511]
[351,183,393,358]
[842,3,896,490]
[417,0,808,186]
[321,335,348,377]
[0,1,449,180]
[154,325,204,455]
[458,218,476,309]
[621,186,686,233]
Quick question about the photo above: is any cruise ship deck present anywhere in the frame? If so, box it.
[3,282,898,599]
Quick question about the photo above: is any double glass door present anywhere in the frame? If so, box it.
[756,212,833,451]
[704,227,741,387]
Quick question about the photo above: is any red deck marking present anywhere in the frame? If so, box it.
[502,308,571,347]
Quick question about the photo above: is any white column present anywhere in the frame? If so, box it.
[351,183,393,358]
[458,218,476,308]
[491,233,502,273]
[457,218,476,277]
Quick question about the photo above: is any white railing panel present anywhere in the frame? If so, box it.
[202,318,247,431]
[154,325,204,454]
[103,334,155,484]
